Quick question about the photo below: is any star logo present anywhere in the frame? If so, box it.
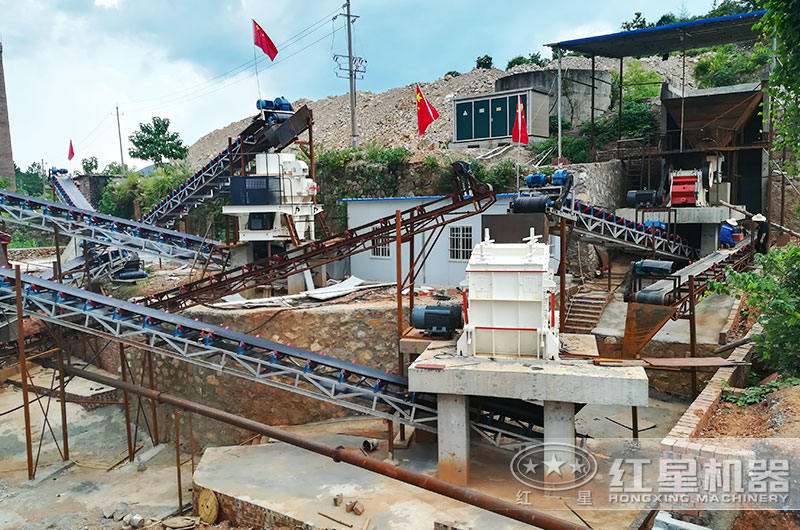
[570,460,586,474]
[543,454,564,477]
[522,458,538,475]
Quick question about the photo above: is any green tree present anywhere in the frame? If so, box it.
[506,56,529,70]
[757,0,800,175]
[445,70,461,77]
[14,162,45,196]
[621,12,651,31]
[128,116,188,167]
[81,156,98,175]
[707,0,761,17]
[528,52,548,67]
[475,55,493,69]
[612,62,664,105]
[710,245,800,376]
[101,162,131,175]
[98,162,191,219]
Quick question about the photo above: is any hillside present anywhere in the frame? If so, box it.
[186,54,699,170]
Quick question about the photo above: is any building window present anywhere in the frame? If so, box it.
[371,237,391,258]
[449,226,473,261]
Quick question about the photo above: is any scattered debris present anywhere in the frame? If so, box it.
[162,515,200,529]
[318,511,353,527]
[333,493,343,506]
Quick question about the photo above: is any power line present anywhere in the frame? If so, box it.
[121,7,341,109]
[135,23,345,116]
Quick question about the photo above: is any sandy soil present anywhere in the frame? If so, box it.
[698,384,800,438]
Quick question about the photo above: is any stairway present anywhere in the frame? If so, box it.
[564,290,612,334]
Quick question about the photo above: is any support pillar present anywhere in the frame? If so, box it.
[543,401,575,488]
[436,394,469,486]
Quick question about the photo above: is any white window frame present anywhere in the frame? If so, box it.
[449,225,473,261]
[371,236,391,258]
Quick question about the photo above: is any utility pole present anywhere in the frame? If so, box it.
[333,2,366,147]
[115,105,125,175]
[345,0,358,147]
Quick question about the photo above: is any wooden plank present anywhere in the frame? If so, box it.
[642,357,745,368]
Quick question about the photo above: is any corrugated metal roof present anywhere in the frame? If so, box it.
[547,10,766,58]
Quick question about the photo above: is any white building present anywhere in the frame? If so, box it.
[342,194,559,287]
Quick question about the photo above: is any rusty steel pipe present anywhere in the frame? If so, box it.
[64,365,586,530]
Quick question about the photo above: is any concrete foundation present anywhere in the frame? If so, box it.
[190,435,577,529]
[543,401,576,486]
[437,394,470,485]
[408,342,648,484]
[408,347,649,405]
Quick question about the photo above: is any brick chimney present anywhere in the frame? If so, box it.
[0,42,16,190]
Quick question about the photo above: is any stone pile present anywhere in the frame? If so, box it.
[186,55,703,170]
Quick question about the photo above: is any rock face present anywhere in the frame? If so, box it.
[187,67,507,170]
[185,55,703,172]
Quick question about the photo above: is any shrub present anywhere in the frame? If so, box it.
[445,71,461,77]
[709,244,800,376]
[549,115,573,134]
[581,100,658,147]
[695,44,770,88]
[529,136,590,164]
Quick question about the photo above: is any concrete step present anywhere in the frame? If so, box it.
[568,309,603,318]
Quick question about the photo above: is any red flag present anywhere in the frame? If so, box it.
[511,95,528,145]
[253,19,278,61]
[415,84,439,136]
[68,140,75,161]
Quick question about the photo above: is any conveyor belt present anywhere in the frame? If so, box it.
[553,199,697,260]
[0,268,547,446]
[141,106,312,227]
[145,164,496,311]
[0,189,227,268]
[52,175,94,211]
[632,237,752,306]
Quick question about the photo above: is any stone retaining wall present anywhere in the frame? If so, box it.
[68,301,404,448]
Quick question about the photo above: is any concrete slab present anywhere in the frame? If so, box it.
[192,437,565,529]
[594,293,735,344]
[408,346,648,406]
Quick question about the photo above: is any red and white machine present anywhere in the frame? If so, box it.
[667,155,724,207]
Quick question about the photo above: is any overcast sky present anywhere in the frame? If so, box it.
[1,0,717,171]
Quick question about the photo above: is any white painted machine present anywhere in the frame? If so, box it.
[222,153,322,243]
[456,228,559,360]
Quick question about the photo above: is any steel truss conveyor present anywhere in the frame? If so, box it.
[146,163,497,311]
[141,106,312,227]
[0,268,545,447]
[0,189,227,269]
[553,198,698,261]
[631,237,753,310]
[52,174,95,211]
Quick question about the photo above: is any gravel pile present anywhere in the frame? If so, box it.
[186,55,704,169]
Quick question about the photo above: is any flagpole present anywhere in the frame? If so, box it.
[253,42,262,101]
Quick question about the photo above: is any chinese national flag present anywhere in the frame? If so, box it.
[253,19,278,61]
[511,95,528,145]
[415,84,439,136]
[68,140,75,161]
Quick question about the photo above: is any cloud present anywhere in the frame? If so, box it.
[94,0,119,7]
[3,6,276,170]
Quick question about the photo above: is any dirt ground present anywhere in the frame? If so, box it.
[698,384,800,438]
